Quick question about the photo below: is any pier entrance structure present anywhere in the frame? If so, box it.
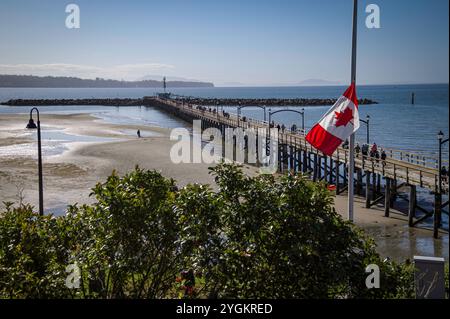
[144,96,448,238]
[237,104,267,123]
[268,108,305,133]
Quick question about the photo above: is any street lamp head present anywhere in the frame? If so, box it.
[26,118,37,129]
[366,114,370,120]
[438,131,444,140]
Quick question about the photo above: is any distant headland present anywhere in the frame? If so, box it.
[0,74,214,88]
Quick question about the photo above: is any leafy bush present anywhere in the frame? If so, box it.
[0,164,420,298]
[178,164,415,298]
[0,203,71,298]
[63,168,181,298]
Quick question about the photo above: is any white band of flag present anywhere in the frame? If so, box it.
[306,83,360,156]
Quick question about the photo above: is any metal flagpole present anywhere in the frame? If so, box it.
[348,0,358,221]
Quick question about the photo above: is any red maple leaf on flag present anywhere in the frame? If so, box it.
[334,107,353,127]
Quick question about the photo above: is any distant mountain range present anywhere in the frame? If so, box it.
[295,79,341,86]
[216,79,342,87]
[0,74,214,88]
[138,75,205,82]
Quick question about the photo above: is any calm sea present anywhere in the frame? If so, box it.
[0,84,448,157]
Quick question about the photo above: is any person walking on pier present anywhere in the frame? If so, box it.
[374,149,380,163]
[291,124,297,133]
[441,166,448,183]
[370,143,378,157]
[354,142,360,156]
[380,149,387,166]
[361,143,369,157]
[342,139,349,149]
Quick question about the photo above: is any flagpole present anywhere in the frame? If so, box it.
[348,0,358,221]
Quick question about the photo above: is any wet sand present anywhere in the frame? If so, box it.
[0,112,447,262]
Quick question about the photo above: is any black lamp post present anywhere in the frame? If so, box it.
[359,114,370,144]
[300,108,305,133]
[435,131,448,238]
[237,101,241,127]
[26,107,43,216]
[438,131,449,196]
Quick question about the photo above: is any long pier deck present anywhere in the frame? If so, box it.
[145,96,448,238]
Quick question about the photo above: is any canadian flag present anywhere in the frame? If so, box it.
[306,83,360,156]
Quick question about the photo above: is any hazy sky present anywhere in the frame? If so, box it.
[0,0,448,86]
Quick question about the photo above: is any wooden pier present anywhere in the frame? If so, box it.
[144,96,449,238]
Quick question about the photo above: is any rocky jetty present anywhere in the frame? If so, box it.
[174,97,377,106]
[1,98,144,106]
[1,96,377,107]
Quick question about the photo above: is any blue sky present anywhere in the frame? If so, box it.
[0,0,448,86]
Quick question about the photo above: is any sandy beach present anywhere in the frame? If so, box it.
[0,112,447,262]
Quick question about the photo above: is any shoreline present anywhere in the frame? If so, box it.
[0,112,447,262]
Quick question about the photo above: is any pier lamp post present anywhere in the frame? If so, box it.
[435,131,448,238]
[26,107,44,216]
[216,101,220,118]
[237,101,242,127]
[300,108,305,134]
[359,114,370,144]
[438,131,448,192]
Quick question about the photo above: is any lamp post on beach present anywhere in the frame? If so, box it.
[26,107,44,216]
[359,114,370,144]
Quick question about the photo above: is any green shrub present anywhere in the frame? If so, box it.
[0,164,420,298]
[0,203,71,298]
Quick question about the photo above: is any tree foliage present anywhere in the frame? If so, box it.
[0,164,422,298]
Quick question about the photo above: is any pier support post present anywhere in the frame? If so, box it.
[372,169,377,200]
[384,178,391,217]
[343,163,347,185]
[376,174,381,194]
[329,157,334,184]
[356,169,362,195]
[408,185,416,227]
[317,156,322,180]
[278,145,282,173]
[390,179,397,208]
[434,192,442,239]
[365,171,371,208]
[335,161,340,193]
[313,154,318,181]
[222,128,226,159]
[308,152,312,172]
[289,142,296,172]
[302,150,308,173]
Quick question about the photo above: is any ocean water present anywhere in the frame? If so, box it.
[0,84,448,157]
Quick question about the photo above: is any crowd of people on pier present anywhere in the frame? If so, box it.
[341,141,387,166]
[175,101,449,185]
